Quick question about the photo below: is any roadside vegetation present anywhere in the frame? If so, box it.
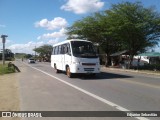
[0,48,16,75]
[31,1,160,72]
[0,49,14,61]
[33,44,53,62]
[67,1,160,66]
[0,63,15,75]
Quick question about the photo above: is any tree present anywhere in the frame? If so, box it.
[67,13,121,65]
[67,2,160,66]
[5,49,14,60]
[24,54,32,59]
[105,2,160,66]
[33,45,53,62]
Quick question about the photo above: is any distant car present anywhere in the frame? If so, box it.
[28,58,35,63]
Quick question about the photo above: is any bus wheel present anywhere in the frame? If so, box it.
[66,66,73,78]
[54,64,60,73]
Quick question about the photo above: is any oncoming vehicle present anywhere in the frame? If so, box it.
[51,39,100,78]
[28,58,35,63]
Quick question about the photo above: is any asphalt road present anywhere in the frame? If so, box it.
[15,60,160,120]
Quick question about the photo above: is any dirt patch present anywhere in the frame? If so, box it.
[0,73,21,120]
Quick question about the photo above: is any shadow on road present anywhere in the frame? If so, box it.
[79,72,133,80]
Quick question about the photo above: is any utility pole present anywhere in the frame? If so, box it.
[1,35,8,65]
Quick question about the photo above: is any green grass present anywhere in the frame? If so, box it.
[0,64,15,75]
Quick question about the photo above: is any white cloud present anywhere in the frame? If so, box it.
[6,39,11,44]
[7,41,44,54]
[47,38,59,45]
[35,17,68,30]
[61,0,104,14]
[37,28,67,40]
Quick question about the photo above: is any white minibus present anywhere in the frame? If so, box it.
[51,39,100,77]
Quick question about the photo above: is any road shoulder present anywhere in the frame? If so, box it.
[101,66,160,76]
[0,73,20,111]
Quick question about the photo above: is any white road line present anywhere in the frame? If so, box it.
[25,63,149,120]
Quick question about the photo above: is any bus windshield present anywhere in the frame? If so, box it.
[71,41,98,58]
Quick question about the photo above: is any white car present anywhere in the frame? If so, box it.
[28,58,35,63]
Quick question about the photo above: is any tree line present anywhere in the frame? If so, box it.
[0,49,14,61]
[33,2,160,66]
[66,1,160,66]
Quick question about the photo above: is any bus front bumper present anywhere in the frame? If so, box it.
[70,64,100,74]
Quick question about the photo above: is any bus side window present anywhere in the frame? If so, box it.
[60,45,63,54]
[63,44,67,54]
[66,44,71,55]
[63,44,70,55]
[52,47,55,55]
[61,44,65,54]
[58,45,61,54]
[55,46,58,55]
[59,44,71,55]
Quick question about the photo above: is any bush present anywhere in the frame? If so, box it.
[0,64,15,75]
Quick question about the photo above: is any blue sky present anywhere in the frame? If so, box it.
[0,0,160,54]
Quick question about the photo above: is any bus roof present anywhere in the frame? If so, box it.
[52,39,91,47]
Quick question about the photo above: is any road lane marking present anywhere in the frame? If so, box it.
[25,63,149,120]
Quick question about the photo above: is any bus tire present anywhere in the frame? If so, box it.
[54,64,60,73]
[66,66,73,78]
